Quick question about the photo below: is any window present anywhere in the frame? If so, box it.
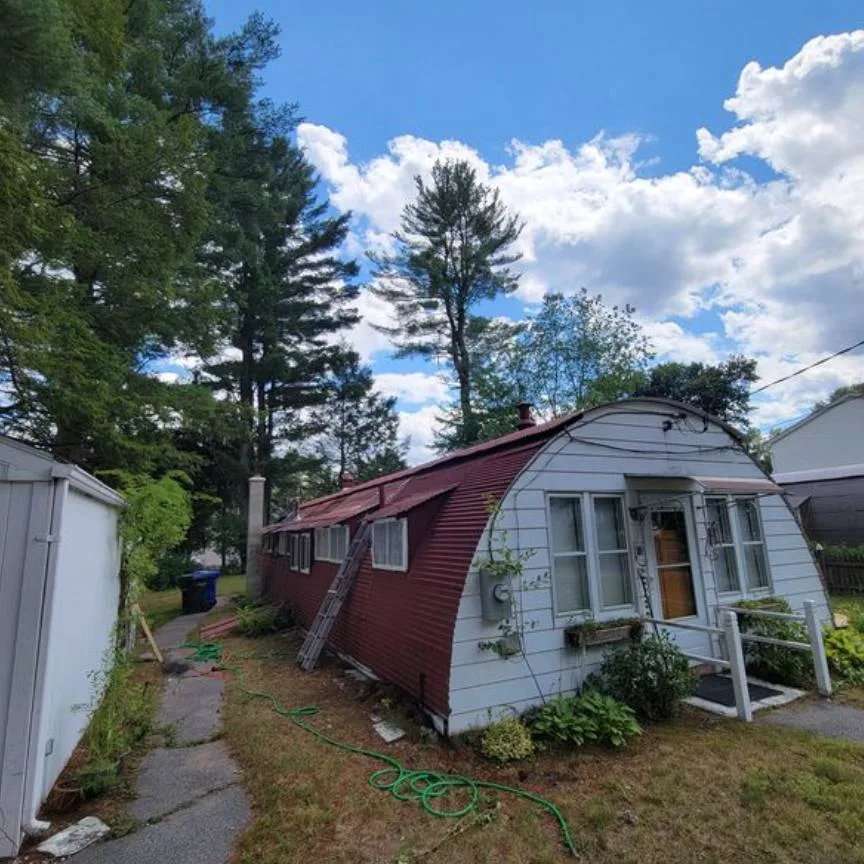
[372,519,407,571]
[289,533,311,572]
[706,497,739,593]
[549,494,634,617]
[594,497,632,608]
[738,498,769,590]
[549,497,589,613]
[277,532,289,557]
[315,524,350,563]
[705,496,770,594]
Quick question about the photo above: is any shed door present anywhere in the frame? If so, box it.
[0,480,53,857]
[652,510,697,619]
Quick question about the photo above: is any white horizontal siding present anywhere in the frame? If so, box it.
[447,401,829,735]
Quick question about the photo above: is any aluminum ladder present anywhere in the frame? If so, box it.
[296,521,371,671]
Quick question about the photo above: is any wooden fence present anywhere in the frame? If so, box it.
[822,557,864,596]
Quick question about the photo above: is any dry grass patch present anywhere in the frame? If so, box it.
[222,631,864,864]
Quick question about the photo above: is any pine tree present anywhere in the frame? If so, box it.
[307,351,407,492]
[370,160,522,448]
[200,108,359,507]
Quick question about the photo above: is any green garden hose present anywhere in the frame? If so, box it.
[183,640,579,857]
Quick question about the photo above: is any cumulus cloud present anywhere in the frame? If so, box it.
[397,404,442,464]
[374,371,450,405]
[299,30,864,435]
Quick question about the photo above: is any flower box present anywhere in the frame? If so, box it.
[564,619,642,650]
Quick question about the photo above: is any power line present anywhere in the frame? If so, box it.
[750,336,864,395]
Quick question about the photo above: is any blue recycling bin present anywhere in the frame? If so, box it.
[178,570,220,614]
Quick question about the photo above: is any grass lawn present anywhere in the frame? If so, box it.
[218,629,864,864]
[138,573,246,630]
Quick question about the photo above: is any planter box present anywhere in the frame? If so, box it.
[565,622,640,650]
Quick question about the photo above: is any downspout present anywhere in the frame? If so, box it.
[21,477,68,837]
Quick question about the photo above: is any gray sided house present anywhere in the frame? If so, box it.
[0,436,123,857]
[771,395,864,545]
[263,399,829,735]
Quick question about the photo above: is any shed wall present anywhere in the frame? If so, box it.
[448,405,829,733]
[0,480,52,856]
[784,476,864,546]
[25,487,121,821]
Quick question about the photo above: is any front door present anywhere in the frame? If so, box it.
[639,497,711,658]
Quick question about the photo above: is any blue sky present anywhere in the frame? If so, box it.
[198,0,864,462]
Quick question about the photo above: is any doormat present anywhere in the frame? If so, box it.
[696,673,784,707]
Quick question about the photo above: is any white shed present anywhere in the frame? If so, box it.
[0,436,123,857]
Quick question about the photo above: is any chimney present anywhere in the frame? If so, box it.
[516,401,535,430]
[245,475,266,601]
[341,472,356,489]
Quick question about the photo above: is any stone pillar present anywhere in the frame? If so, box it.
[245,475,266,600]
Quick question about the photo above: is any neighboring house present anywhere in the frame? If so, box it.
[261,398,828,735]
[0,436,123,857]
[770,395,864,545]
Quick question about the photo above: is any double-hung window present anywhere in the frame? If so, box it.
[289,533,311,573]
[705,496,770,594]
[372,519,407,571]
[277,532,289,557]
[549,494,633,616]
[315,524,349,563]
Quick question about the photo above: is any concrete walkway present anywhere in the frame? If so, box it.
[75,609,250,864]
[761,698,864,744]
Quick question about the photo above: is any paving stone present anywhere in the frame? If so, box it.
[159,675,224,745]
[761,700,864,743]
[130,741,240,823]
[37,817,110,857]
[73,786,250,864]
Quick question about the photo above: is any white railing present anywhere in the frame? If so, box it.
[642,600,831,723]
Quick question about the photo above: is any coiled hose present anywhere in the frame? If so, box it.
[184,640,579,857]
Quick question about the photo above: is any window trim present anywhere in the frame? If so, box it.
[705,495,772,597]
[289,532,311,573]
[547,492,636,619]
[371,518,408,572]
[316,524,350,563]
[705,496,741,595]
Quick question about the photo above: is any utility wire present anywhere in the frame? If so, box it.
[750,336,864,395]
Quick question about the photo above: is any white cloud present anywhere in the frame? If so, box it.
[299,30,864,429]
[375,371,450,406]
[398,404,442,464]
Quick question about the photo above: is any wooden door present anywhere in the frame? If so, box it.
[651,509,697,619]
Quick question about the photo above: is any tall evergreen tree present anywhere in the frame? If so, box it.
[307,351,407,493]
[200,108,359,507]
[0,0,279,474]
[370,159,523,448]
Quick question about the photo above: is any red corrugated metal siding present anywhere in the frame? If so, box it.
[263,443,543,719]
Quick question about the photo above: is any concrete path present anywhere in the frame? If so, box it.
[761,699,864,744]
[75,611,250,864]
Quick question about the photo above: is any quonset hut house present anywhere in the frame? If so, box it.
[260,399,830,735]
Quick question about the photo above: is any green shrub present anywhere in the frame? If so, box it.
[824,626,864,685]
[529,695,598,746]
[481,717,534,763]
[821,544,864,562]
[528,691,641,749]
[236,603,293,636]
[736,597,813,688]
[597,633,697,720]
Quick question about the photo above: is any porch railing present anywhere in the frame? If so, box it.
[642,600,831,722]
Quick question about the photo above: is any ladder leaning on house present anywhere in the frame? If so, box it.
[296,521,372,671]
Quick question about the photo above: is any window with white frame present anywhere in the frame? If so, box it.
[315,524,350,563]
[705,496,770,593]
[549,494,634,616]
[549,497,589,613]
[371,519,407,571]
[289,533,311,572]
[593,497,633,608]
